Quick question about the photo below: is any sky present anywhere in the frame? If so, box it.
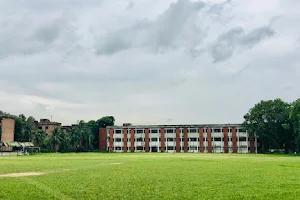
[0,0,300,126]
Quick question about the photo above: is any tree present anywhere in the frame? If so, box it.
[243,99,291,153]
[69,128,81,151]
[86,120,99,150]
[289,99,300,151]
[97,116,115,128]
[33,130,47,147]
[58,132,71,152]
[14,114,36,142]
[23,122,35,142]
[49,127,63,152]
[14,117,26,142]
[74,120,93,151]
[18,114,26,122]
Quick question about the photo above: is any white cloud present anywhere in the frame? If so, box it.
[0,0,300,125]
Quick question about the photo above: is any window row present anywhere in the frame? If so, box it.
[112,146,253,151]
[113,137,250,142]
[113,128,246,134]
[38,126,49,130]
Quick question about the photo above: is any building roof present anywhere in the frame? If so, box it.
[0,142,34,147]
[37,118,61,126]
[107,123,243,129]
[0,114,17,119]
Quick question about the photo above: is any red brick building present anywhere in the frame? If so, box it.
[0,116,15,142]
[99,124,257,153]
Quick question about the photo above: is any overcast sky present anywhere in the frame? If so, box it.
[1,0,300,125]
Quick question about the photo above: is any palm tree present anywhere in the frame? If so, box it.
[23,123,34,142]
[33,130,47,147]
[72,120,93,151]
[49,127,63,152]
[69,129,81,151]
[59,132,71,152]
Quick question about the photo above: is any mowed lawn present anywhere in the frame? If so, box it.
[1,153,300,200]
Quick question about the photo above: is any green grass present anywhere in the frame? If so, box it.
[1,153,300,200]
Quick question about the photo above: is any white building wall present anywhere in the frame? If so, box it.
[108,125,257,153]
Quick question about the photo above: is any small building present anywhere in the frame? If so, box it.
[61,125,72,132]
[0,115,16,151]
[36,119,61,136]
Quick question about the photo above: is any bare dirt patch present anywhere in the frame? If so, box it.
[0,172,46,178]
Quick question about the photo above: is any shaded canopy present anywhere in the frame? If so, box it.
[1,142,34,147]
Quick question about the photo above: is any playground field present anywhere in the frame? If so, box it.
[1,153,300,200]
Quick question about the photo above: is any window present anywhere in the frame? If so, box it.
[115,130,122,134]
[115,147,122,150]
[167,138,175,142]
[213,137,222,141]
[239,137,247,141]
[167,146,174,150]
[189,138,198,142]
[45,126,48,130]
[166,129,174,133]
[38,126,43,130]
[136,129,144,134]
[136,137,143,142]
[151,138,158,142]
[115,138,122,142]
[151,129,158,133]
[213,128,221,132]
[189,129,197,133]
[239,129,246,133]
[190,147,198,151]
[137,146,144,151]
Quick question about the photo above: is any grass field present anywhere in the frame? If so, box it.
[1,153,300,200]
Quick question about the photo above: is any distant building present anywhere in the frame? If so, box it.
[61,125,72,132]
[0,115,16,151]
[0,115,16,142]
[36,119,61,136]
[99,123,258,153]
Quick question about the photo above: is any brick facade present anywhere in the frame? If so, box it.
[123,128,128,152]
[0,117,15,142]
[103,124,258,153]
[199,128,204,153]
[223,127,229,153]
[99,128,107,151]
[176,128,180,152]
[232,127,237,153]
[207,128,212,153]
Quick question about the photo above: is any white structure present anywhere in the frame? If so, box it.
[102,124,258,153]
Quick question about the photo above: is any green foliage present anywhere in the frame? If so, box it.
[289,99,300,151]
[9,111,115,152]
[243,98,296,153]
[33,130,47,147]
[49,127,63,152]
[97,116,115,128]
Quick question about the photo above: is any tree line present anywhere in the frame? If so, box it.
[243,98,300,154]
[1,111,114,153]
